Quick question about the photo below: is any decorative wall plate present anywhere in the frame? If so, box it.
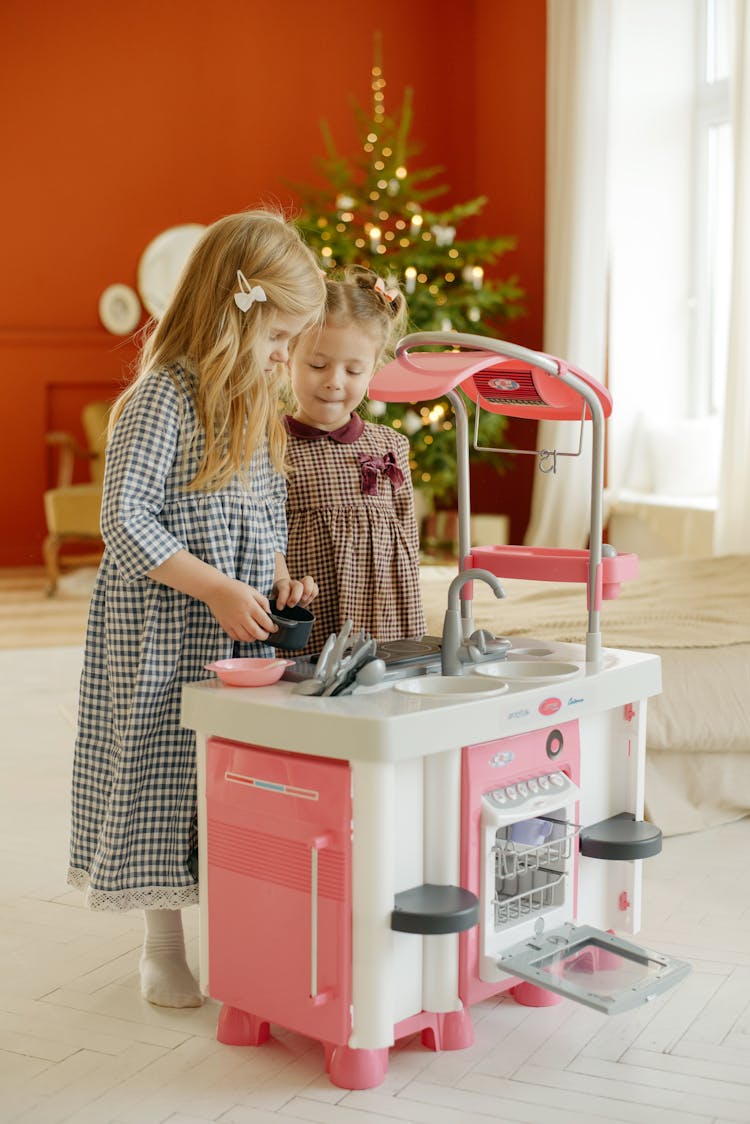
[98,283,142,335]
[137,223,206,319]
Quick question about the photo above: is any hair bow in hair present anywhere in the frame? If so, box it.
[373,277,399,305]
[234,270,267,312]
[358,450,405,496]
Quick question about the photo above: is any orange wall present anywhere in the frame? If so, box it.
[0,0,545,564]
[473,0,547,531]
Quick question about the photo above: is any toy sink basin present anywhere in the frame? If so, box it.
[477,660,581,684]
[394,675,509,699]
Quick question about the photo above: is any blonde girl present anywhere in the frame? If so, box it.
[284,267,426,655]
[68,210,325,1008]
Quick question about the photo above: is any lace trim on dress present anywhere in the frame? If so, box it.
[67,868,199,912]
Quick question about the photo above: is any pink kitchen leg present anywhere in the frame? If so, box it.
[420,1021,439,1051]
[413,1007,474,1052]
[437,1007,475,1049]
[216,1004,271,1046]
[511,981,563,1007]
[327,1044,389,1090]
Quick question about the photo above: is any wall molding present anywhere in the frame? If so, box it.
[0,328,138,347]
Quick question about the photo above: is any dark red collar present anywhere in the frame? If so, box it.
[284,413,365,444]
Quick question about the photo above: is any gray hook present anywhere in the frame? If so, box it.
[539,449,558,474]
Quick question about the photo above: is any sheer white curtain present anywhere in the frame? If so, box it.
[714,0,750,552]
[524,1,612,549]
[530,0,750,555]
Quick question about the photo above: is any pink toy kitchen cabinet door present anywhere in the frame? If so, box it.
[204,738,352,1045]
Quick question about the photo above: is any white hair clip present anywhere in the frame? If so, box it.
[234,270,267,312]
[373,277,399,304]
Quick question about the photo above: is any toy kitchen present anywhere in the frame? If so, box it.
[181,333,690,1091]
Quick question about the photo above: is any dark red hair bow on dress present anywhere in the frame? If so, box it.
[358,451,405,496]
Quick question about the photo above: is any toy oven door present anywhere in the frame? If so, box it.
[494,921,690,1015]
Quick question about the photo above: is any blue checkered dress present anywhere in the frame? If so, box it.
[68,365,286,911]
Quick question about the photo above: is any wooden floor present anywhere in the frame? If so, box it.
[2,571,749,1122]
[0,567,92,650]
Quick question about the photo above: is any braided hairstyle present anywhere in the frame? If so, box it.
[323,265,409,366]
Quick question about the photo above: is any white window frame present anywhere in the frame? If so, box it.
[690,0,732,417]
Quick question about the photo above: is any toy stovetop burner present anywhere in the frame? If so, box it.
[369,331,638,666]
[283,635,444,684]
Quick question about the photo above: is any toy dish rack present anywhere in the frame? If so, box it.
[369,331,638,665]
[492,818,580,927]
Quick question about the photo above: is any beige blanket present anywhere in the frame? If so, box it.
[420,554,750,836]
[420,554,750,650]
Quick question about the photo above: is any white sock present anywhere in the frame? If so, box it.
[139,908,203,1008]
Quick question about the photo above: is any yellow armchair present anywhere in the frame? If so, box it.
[43,400,111,594]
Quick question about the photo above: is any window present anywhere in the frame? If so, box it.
[692,0,732,416]
[607,0,733,502]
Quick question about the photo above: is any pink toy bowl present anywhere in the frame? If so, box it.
[204,658,294,687]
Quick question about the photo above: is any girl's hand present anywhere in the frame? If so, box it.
[204,578,277,642]
[273,574,319,610]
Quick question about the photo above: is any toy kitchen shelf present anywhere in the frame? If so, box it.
[369,332,639,662]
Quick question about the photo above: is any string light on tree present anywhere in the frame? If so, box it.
[402,410,423,436]
[336,194,356,213]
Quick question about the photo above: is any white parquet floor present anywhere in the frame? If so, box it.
[2,644,749,1124]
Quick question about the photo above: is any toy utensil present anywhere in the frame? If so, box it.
[320,641,366,697]
[319,657,356,697]
[337,657,386,695]
[329,618,354,677]
[330,615,353,665]
[292,677,325,696]
[350,629,369,652]
[355,658,386,687]
[319,671,347,697]
[314,633,337,681]
[327,638,378,696]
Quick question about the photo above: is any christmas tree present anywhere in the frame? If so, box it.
[294,40,525,505]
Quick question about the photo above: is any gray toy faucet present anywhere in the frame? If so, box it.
[441,568,506,675]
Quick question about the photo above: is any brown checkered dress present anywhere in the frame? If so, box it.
[284,413,426,655]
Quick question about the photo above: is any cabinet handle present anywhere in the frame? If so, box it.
[309,833,333,1001]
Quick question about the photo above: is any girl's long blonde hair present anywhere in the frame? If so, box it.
[111,209,325,490]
